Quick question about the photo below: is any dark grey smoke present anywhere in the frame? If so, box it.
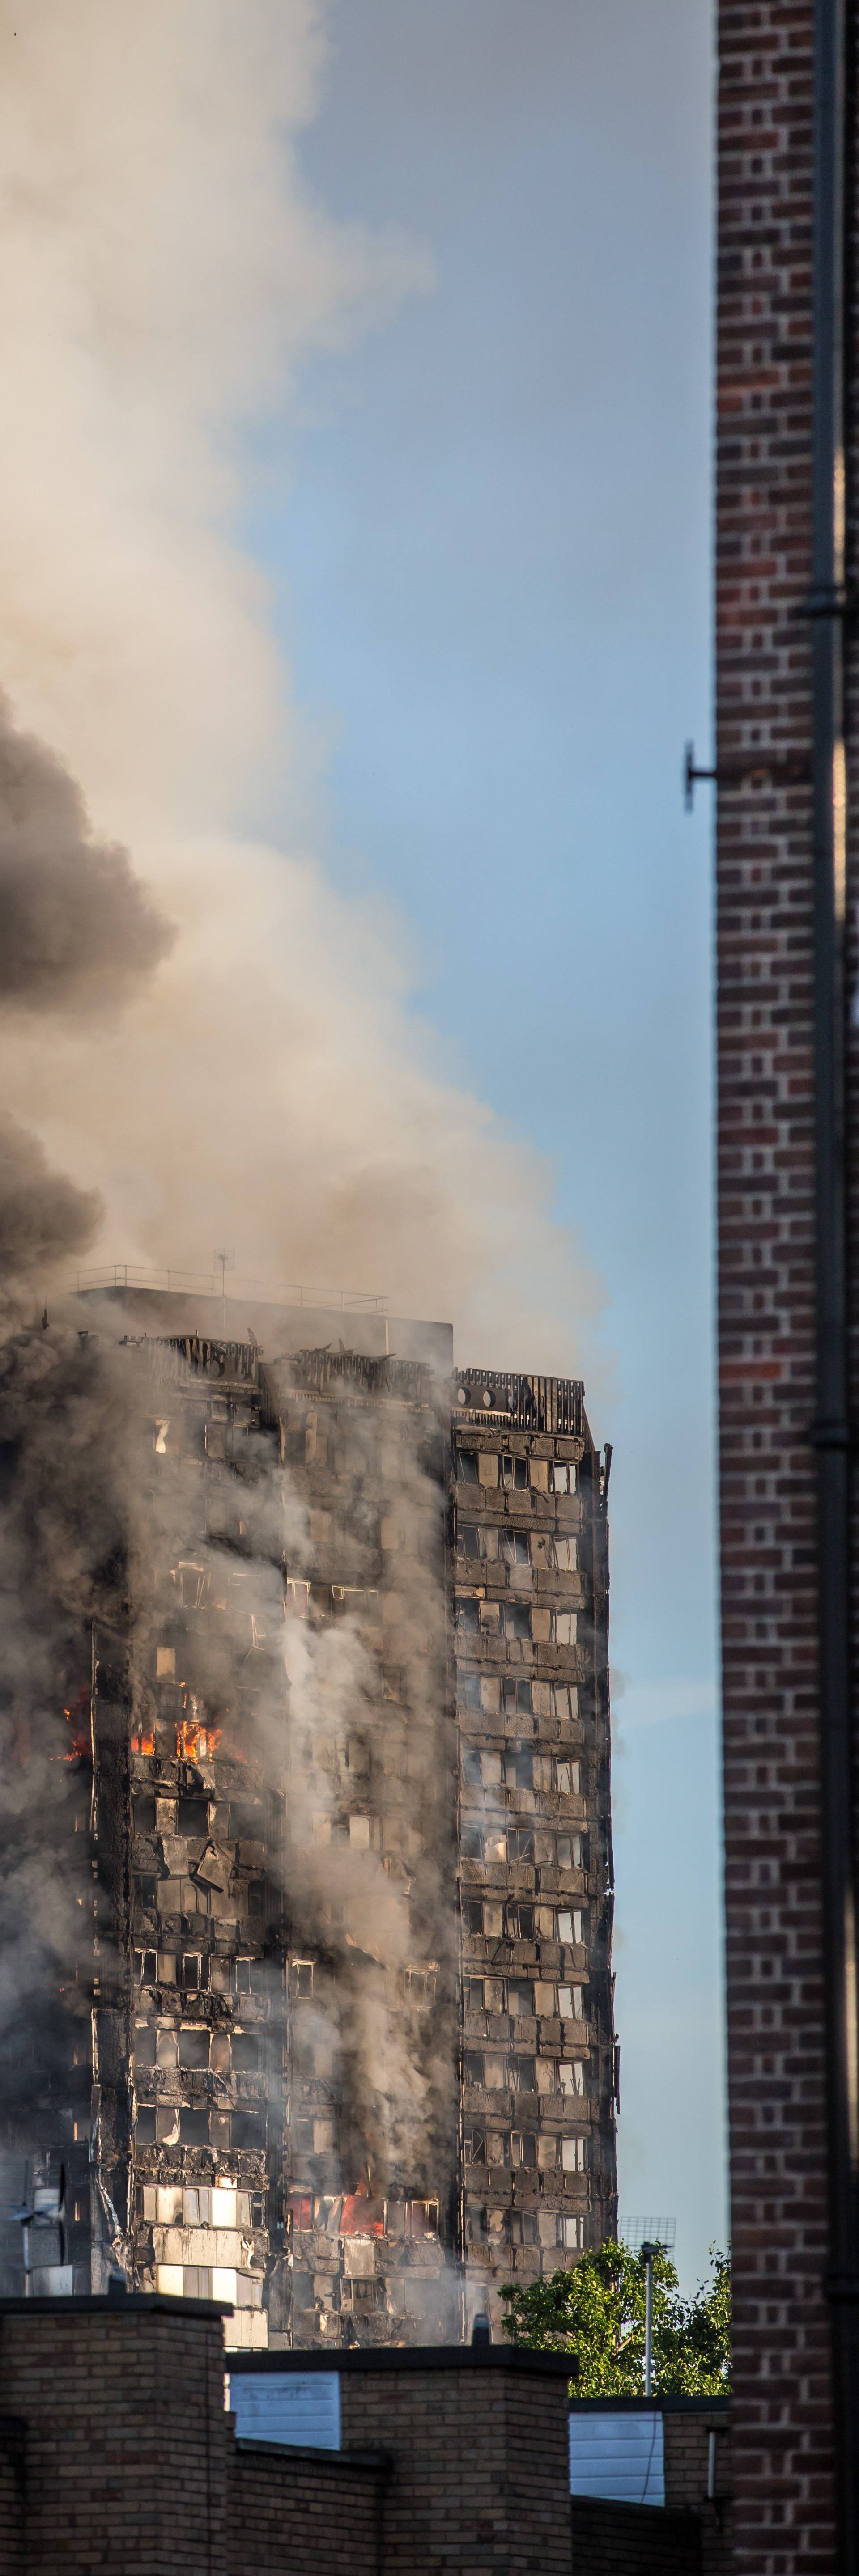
[0,1114,99,1301]
[0,699,174,1013]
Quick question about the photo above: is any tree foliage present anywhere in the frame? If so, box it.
[500,2241,731,2396]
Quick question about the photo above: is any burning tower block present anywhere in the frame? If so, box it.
[5,1287,616,2345]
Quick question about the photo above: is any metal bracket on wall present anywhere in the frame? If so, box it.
[684,738,811,811]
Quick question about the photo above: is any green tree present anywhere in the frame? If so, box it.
[500,2241,731,2396]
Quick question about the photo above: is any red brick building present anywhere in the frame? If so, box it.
[715,3,859,2568]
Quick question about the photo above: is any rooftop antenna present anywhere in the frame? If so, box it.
[618,2218,676,2399]
[213,1249,235,1334]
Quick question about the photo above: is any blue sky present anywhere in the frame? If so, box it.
[244,0,722,2285]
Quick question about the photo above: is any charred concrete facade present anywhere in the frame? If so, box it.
[452,1367,617,2322]
[1,1289,615,2345]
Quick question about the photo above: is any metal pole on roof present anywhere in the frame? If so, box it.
[641,2241,656,2400]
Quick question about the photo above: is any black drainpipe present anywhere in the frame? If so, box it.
[811,1,859,2562]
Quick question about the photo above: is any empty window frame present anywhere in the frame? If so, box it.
[551,1684,578,1722]
[464,2049,485,2085]
[500,1530,530,1565]
[506,1826,535,1864]
[178,2026,209,2071]
[404,1966,436,2006]
[557,2213,583,2249]
[461,1746,483,1788]
[464,1976,485,2011]
[501,1678,532,1717]
[504,1748,533,1791]
[555,1758,581,1795]
[558,1909,584,1945]
[506,1981,535,2017]
[505,1902,535,1940]
[463,1898,485,1936]
[289,1959,314,2000]
[461,1826,484,1862]
[135,1948,157,1986]
[500,1454,528,1489]
[556,1832,583,1869]
[463,2128,486,2165]
[550,1461,575,1494]
[550,1535,578,1571]
[508,2055,536,2092]
[456,1449,481,1484]
[502,1601,531,1641]
[510,2130,537,2168]
[559,2059,586,2096]
[456,1599,481,1637]
[458,1672,482,1711]
[561,2135,587,2169]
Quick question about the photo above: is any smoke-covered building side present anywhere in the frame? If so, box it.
[453,1370,617,2318]
[0,1292,616,2343]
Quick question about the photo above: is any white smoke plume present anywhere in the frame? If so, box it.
[0,0,602,1374]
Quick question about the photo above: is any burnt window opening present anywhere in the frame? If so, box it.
[178,2027,209,2071]
[181,1953,202,1991]
[508,2056,536,2093]
[232,2112,266,2151]
[550,1461,575,1494]
[134,1796,157,1837]
[463,2128,486,2165]
[381,1666,404,1700]
[134,1873,158,1909]
[510,2130,537,2168]
[461,1827,483,1862]
[502,1678,532,1717]
[248,1880,266,1917]
[456,1450,481,1484]
[465,1976,485,2011]
[180,2108,211,2146]
[458,1671,482,1711]
[405,2199,438,2239]
[556,1832,583,1870]
[506,1980,534,2018]
[502,1602,530,1640]
[551,1682,578,1719]
[550,1535,578,1571]
[177,1795,209,1835]
[404,1966,436,2007]
[233,2031,262,2073]
[504,1748,533,1792]
[464,2049,485,2085]
[289,1959,314,2000]
[135,1948,157,1986]
[505,1902,534,1941]
[135,2107,157,2143]
[461,1746,483,1788]
[501,1455,527,1489]
[463,1898,485,1936]
[510,2209,539,2246]
[133,2024,156,2068]
[456,1599,481,1636]
[506,1827,534,1864]
[499,1530,529,1565]
[555,1759,580,1796]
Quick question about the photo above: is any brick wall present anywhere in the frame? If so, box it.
[715,2,842,2568]
[0,2422,24,2576]
[570,2499,702,2575]
[339,2354,572,2575]
[0,2297,230,2575]
[0,2302,572,2576]
[227,2439,383,2575]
